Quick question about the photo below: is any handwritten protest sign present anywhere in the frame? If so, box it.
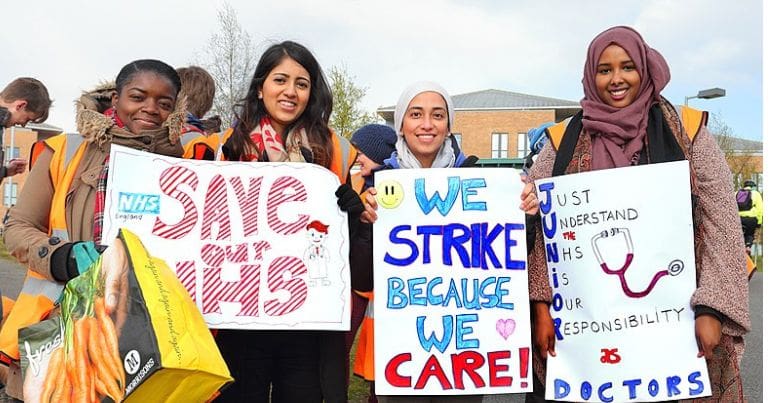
[373,168,531,395]
[535,160,710,402]
[102,145,350,330]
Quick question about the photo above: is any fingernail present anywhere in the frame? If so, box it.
[107,294,117,312]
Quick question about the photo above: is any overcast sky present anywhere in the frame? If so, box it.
[2,0,763,141]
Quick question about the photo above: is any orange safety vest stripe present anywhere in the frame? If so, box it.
[0,133,85,363]
[547,106,704,152]
[1,296,14,325]
[352,299,375,381]
[182,130,221,160]
[218,127,355,184]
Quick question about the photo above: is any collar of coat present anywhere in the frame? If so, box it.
[75,82,187,151]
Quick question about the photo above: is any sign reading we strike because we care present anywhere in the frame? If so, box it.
[102,145,350,331]
[373,168,531,396]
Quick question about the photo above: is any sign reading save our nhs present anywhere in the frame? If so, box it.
[372,168,532,396]
[102,145,351,331]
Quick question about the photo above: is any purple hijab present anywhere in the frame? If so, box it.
[580,26,671,170]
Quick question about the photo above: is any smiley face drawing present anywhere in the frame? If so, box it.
[376,180,404,209]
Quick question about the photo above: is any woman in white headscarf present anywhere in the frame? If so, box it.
[358,82,481,403]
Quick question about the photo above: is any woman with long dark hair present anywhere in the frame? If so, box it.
[217,40,359,403]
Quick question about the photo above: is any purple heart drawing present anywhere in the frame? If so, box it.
[496,318,516,340]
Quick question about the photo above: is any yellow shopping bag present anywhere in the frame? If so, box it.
[20,228,232,402]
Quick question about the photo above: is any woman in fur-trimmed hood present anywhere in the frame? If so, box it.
[0,59,186,401]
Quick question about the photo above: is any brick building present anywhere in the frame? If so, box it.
[377,89,581,167]
[0,122,63,221]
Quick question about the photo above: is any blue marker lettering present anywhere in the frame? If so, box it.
[416,315,453,353]
[415,176,460,216]
[623,379,641,400]
[387,278,407,309]
[455,314,479,349]
[385,225,418,266]
[461,178,487,211]
[407,277,428,306]
[553,379,571,399]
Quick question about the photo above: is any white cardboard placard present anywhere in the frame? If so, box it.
[102,145,350,330]
[373,168,531,395]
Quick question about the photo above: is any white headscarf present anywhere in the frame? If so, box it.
[392,81,457,169]
[393,81,454,135]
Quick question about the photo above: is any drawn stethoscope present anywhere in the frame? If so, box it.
[591,228,684,298]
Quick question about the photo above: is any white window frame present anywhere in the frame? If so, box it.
[491,132,508,159]
[4,182,17,207]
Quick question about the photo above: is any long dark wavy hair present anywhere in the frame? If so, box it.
[230,41,333,167]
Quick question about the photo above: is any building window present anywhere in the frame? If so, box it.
[491,133,508,158]
[4,146,19,163]
[4,182,17,207]
[517,133,528,158]
[452,133,462,149]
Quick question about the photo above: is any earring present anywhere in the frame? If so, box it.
[258,92,263,99]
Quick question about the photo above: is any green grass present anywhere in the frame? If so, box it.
[0,239,12,261]
[348,332,372,402]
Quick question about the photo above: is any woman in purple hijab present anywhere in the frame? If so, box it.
[520,26,748,402]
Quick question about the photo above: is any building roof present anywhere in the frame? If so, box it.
[714,135,763,154]
[25,122,64,135]
[377,88,582,125]
[377,89,580,113]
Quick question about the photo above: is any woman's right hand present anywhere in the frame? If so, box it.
[533,301,556,359]
[520,181,539,215]
[100,239,129,336]
[360,187,379,224]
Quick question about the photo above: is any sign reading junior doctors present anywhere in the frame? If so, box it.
[536,160,710,402]
[373,168,531,396]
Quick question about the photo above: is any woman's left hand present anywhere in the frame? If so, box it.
[360,187,379,224]
[694,315,722,359]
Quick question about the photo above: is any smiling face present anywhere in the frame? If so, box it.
[260,57,311,135]
[113,72,177,134]
[400,91,449,168]
[307,228,326,244]
[355,150,380,177]
[595,44,641,108]
[375,179,404,209]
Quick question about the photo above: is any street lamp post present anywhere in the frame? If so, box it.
[684,87,726,106]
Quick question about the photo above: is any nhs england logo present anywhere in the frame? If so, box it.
[118,192,160,215]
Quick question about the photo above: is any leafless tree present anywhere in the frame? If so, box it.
[200,3,256,127]
[709,113,762,189]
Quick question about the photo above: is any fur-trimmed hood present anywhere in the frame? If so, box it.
[75,82,186,157]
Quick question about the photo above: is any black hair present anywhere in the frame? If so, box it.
[116,59,182,96]
[230,41,333,167]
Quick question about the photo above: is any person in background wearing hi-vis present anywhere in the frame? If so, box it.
[0,78,52,182]
[737,180,763,253]
[0,77,51,395]
[346,123,398,403]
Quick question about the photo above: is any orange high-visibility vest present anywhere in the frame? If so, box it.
[0,133,87,364]
[218,127,355,185]
[180,127,222,161]
[352,291,374,381]
[1,296,14,326]
[546,105,707,152]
